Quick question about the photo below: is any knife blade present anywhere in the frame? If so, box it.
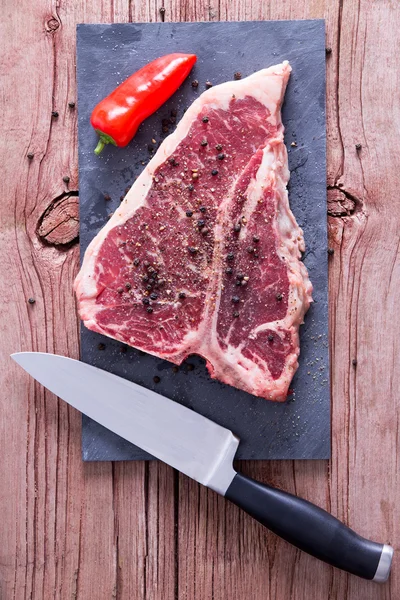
[11,352,237,495]
[11,351,393,582]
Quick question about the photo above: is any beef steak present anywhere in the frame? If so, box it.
[75,62,312,401]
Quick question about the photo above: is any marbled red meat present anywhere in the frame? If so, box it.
[75,62,312,401]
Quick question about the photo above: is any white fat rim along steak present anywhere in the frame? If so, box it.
[75,61,313,401]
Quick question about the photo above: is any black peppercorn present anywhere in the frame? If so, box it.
[188,184,194,192]
[233,311,239,318]
[125,282,131,290]
[63,175,70,183]
[225,267,233,275]
[276,293,283,301]
[325,47,332,55]
[217,153,225,160]
[215,144,223,151]
[268,334,274,342]
[68,101,75,108]
[98,343,105,350]
[200,139,208,147]
[147,306,154,314]
[236,273,244,280]
[150,292,158,300]
[234,72,242,80]
[247,246,254,253]
[197,219,205,228]
[142,297,150,305]
[52,111,59,118]
[328,248,334,256]
[355,143,362,151]
[199,206,206,213]
[178,292,186,299]
[27,152,34,160]
[253,235,260,243]
[153,375,161,383]
[226,253,234,261]
[202,116,209,123]
[188,246,198,254]
[186,210,193,217]
[211,169,218,176]
[234,223,241,233]
[28,297,35,304]
[192,80,199,88]
[205,81,213,89]
[133,258,140,267]
[232,296,240,304]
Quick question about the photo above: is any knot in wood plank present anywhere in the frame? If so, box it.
[37,193,79,247]
[46,17,60,33]
[327,187,357,217]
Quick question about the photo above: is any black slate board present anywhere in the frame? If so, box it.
[77,20,329,461]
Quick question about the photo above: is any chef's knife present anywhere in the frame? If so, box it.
[12,352,393,582]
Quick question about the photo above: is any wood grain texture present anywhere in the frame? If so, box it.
[0,0,399,598]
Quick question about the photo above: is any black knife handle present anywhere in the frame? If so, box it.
[225,473,393,582]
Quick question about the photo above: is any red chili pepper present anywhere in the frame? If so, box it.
[91,53,197,155]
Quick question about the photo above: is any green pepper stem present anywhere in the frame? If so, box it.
[94,139,106,155]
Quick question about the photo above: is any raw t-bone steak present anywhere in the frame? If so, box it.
[75,62,312,401]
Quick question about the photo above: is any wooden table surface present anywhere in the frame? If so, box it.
[2,0,399,598]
